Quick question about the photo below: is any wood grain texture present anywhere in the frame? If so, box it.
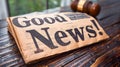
[0,0,120,67]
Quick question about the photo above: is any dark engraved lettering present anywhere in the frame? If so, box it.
[66,27,85,42]
[44,17,55,24]
[86,25,97,38]
[12,17,31,27]
[26,27,58,53]
[12,15,67,28]
[31,18,44,25]
[91,20,103,35]
[55,15,67,22]
[55,31,71,46]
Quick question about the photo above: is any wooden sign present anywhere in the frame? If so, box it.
[7,12,109,64]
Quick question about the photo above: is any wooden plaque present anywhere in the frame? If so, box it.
[7,12,109,64]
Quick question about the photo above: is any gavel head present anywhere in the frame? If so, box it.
[71,0,101,17]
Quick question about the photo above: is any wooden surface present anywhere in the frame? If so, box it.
[0,0,120,67]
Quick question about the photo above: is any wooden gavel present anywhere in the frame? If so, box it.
[71,0,101,17]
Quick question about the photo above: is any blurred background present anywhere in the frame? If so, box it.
[0,0,98,18]
[8,0,62,16]
[1,0,73,17]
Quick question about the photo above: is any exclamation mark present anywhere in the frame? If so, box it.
[90,20,103,35]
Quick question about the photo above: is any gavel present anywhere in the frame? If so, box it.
[71,0,101,17]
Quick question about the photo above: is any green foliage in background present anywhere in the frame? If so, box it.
[9,0,61,16]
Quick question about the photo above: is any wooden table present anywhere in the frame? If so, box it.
[0,0,120,67]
